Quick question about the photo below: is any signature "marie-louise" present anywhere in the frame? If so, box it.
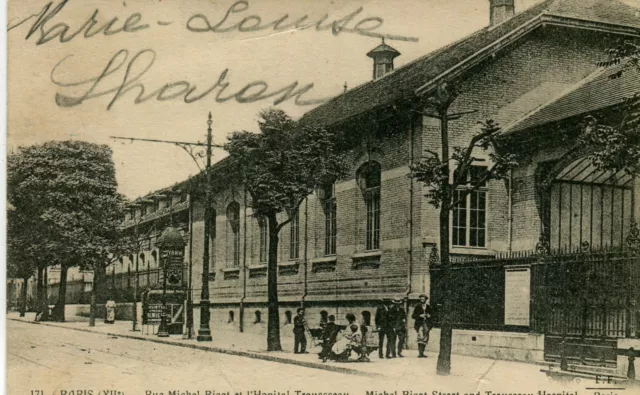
[9,0,419,45]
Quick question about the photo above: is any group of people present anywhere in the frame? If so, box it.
[293,307,371,362]
[375,294,433,359]
[292,293,433,362]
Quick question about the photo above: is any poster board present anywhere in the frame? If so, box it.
[504,267,531,327]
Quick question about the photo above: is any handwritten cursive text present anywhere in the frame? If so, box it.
[51,49,330,110]
[9,0,149,45]
[187,0,418,42]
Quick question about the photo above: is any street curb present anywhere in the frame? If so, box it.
[9,318,382,378]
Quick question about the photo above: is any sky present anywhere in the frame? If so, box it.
[7,0,639,199]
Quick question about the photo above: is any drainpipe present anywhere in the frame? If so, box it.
[240,187,248,332]
[405,113,415,347]
[507,169,513,252]
[406,114,415,298]
[301,198,309,308]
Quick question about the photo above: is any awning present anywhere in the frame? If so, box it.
[507,66,640,133]
[555,156,635,187]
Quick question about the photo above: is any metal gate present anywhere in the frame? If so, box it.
[533,248,639,367]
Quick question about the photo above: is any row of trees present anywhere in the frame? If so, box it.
[7,141,134,323]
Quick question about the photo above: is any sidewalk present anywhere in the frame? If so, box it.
[7,312,565,387]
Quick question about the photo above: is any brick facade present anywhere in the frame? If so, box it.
[95,25,637,343]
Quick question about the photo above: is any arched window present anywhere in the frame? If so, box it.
[254,310,262,324]
[285,310,292,324]
[226,202,240,267]
[228,311,235,323]
[258,217,268,264]
[358,161,381,251]
[361,311,372,326]
[323,184,337,256]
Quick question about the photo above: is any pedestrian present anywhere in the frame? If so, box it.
[375,297,396,358]
[411,294,433,358]
[293,307,307,354]
[391,298,407,357]
[319,314,338,361]
[319,310,329,329]
[105,297,116,324]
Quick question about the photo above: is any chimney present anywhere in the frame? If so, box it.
[367,39,400,80]
[489,0,515,26]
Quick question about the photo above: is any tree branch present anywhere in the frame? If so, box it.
[424,149,441,159]
[275,197,306,233]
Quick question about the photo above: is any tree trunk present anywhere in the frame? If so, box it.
[19,274,29,317]
[51,264,69,322]
[36,266,50,321]
[266,213,282,351]
[436,206,452,375]
[91,264,107,326]
[436,107,452,376]
[94,264,107,304]
[89,276,96,327]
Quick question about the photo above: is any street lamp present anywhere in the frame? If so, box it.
[156,225,186,338]
[197,114,214,342]
[111,112,221,342]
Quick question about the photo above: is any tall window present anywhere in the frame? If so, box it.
[323,185,337,256]
[258,217,268,264]
[359,161,381,251]
[209,208,217,240]
[226,202,240,267]
[452,166,487,248]
[289,211,299,260]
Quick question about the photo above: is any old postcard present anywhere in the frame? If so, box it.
[5,0,640,394]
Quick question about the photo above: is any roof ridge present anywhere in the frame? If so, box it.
[541,0,640,29]
[300,0,555,122]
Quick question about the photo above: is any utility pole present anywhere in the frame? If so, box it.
[111,112,221,342]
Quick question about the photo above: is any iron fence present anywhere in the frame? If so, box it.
[429,246,640,338]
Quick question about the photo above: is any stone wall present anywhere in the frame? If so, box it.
[427,328,545,363]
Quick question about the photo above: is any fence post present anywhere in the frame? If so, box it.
[628,347,636,380]
[625,222,640,338]
[561,257,569,371]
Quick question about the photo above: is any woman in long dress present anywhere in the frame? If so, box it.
[105,298,116,324]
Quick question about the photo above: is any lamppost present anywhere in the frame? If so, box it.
[197,115,214,341]
[111,112,221,342]
[156,225,186,338]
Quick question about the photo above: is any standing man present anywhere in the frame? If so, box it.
[293,307,307,354]
[375,298,396,358]
[392,298,407,357]
[411,294,433,358]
